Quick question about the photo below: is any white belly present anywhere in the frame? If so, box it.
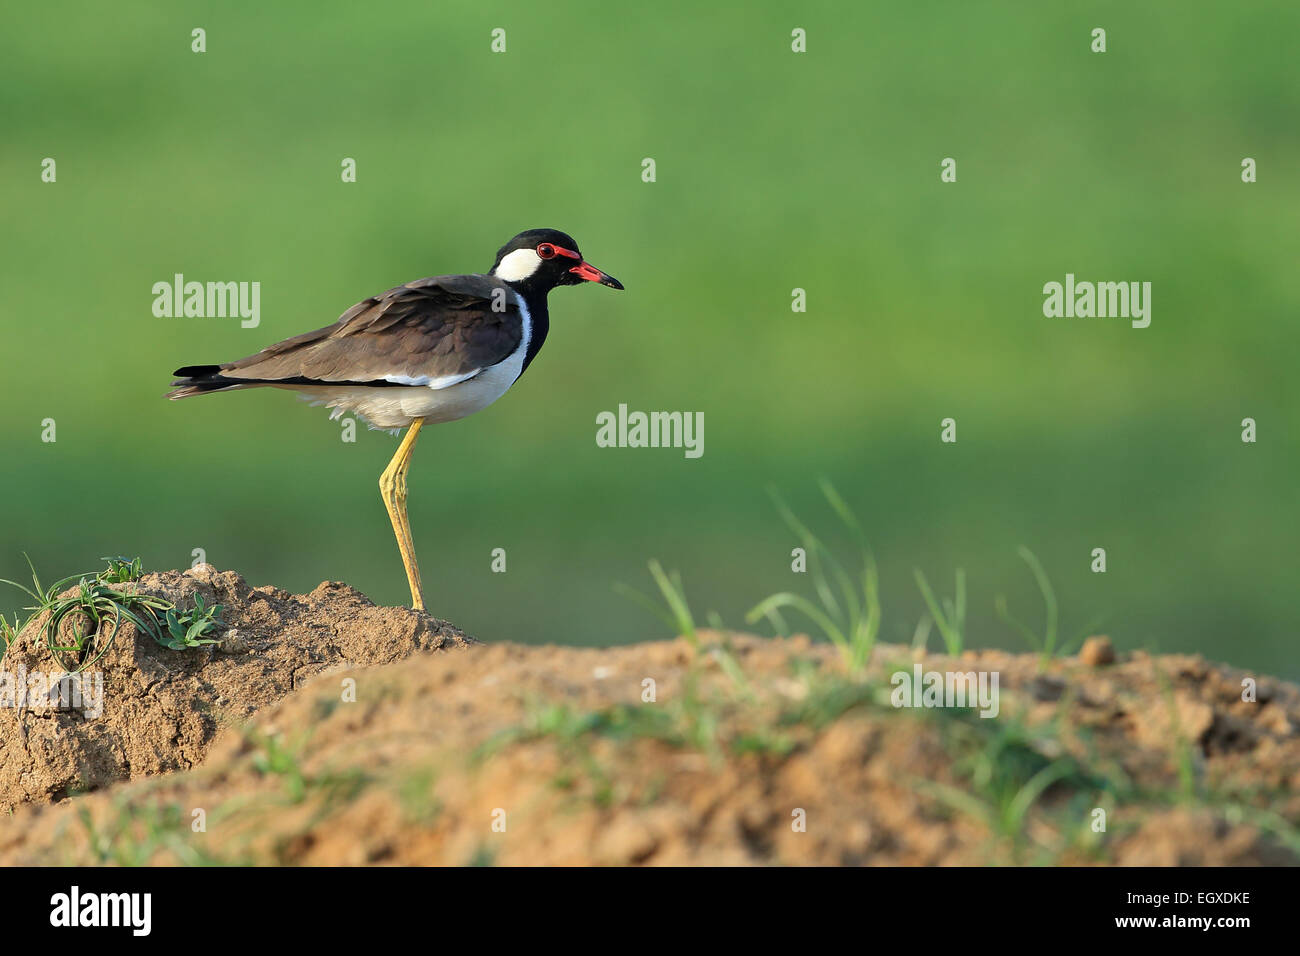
[290,355,524,431]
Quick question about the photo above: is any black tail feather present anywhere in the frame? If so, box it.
[172,364,222,378]
[167,364,241,399]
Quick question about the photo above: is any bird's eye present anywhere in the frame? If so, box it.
[536,243,556,259]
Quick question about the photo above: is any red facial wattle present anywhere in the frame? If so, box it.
[536,242,623,289]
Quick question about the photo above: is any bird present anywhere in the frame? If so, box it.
[166,228,623,612]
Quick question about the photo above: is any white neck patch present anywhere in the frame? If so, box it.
[493,248,543,282]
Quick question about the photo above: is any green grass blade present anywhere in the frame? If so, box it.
[1016,547,1057,656]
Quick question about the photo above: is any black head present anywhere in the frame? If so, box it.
[489,228,624,293]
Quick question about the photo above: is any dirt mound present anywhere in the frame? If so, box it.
[1,607,1296,864]
[0,565,473,812]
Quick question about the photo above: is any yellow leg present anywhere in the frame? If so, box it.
[379,418,426,611]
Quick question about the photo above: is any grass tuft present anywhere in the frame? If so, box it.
[746,480,881,672]
[913,567,966,655]
[0,556,223,671]
[995,547,1100,669]
[615,559,698,648]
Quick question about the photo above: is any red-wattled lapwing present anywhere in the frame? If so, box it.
[166,229,623,611]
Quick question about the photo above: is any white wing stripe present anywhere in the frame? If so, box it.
[382,370,481,390]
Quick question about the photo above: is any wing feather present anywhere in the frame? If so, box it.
[202,274,521,387]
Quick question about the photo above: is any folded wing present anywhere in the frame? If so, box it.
[168,274,522,398]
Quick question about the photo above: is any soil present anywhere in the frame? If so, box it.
[0,569,1296,865]
[0,565,472,813]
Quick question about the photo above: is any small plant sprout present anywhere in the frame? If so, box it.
[614,562,751,717]
[100,555,143,584]
[0,612,21,662]
[914,707,1113,863]
[914,567,966,655]
[162,593,223,650]
[910,613,934,653]
[248,730,309,804]
[995,546,1099,669]
[746,480,881,673]
[1153,665,1199,803]
[614,559,698,649]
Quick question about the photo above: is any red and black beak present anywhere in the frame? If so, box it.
[545,242,624,289]
[569,260,624,290]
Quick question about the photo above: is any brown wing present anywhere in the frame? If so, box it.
[171,274,521,393]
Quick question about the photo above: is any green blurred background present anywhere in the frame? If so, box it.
[3,2,1296,677]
